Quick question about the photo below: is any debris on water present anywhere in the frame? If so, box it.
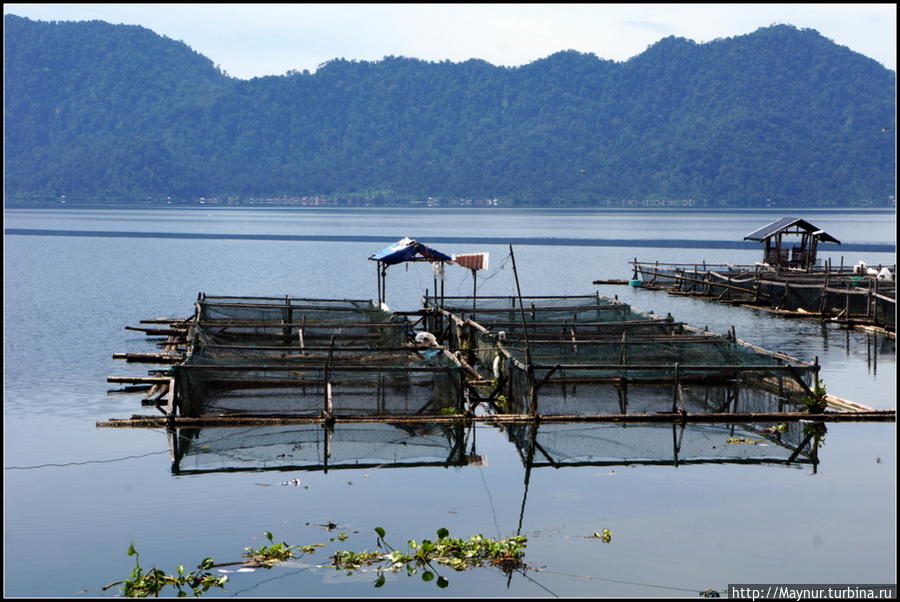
[308,521,339,530]
[726,437,762,445]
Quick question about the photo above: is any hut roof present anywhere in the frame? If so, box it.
[743,217,841,244]
[369,237,453,265]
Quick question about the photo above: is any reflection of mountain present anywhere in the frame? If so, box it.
[169,419,818,477]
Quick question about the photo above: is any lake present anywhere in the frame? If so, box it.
[3,207,896,597]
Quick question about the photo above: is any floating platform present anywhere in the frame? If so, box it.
[618,260,895,334]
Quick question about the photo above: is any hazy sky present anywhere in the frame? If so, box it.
[4,3,896,78]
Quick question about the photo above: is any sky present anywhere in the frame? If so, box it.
[4,3,896,78]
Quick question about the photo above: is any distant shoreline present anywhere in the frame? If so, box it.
[4,203,896,214]
[5,228,895,253]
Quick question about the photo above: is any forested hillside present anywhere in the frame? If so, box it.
[4,15,896,206]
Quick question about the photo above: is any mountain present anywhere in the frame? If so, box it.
[4,14,896,207]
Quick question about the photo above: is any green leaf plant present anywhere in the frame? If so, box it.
[331,526,528,588]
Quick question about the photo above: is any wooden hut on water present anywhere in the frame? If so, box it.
[623,217,895,332]
[743,217,841,270]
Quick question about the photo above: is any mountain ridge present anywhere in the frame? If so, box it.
[4,15,896,207]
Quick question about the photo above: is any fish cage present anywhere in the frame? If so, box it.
[111,294,466,419]
[105,290,891,430]
[193,294,411,346]
[425,294,820,418]
[628,259,896,332]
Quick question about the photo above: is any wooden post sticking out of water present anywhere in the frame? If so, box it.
[283,296,292,345]
[324,335,335,418]
[671,363,680,412]
[376,261,382,307]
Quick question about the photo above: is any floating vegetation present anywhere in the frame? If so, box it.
[330,527,529,589]
[102,543,228,598]
[243,531,324,567]
[104,527,531,596]
[726,437,764,445]
[760,423,789,435]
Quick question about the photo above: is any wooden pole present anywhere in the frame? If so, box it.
[508,245,536,416]
[671,363,680,412]
[324,335,335,417]
[97,410,897,428]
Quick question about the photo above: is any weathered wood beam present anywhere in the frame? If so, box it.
[96,409,896,428]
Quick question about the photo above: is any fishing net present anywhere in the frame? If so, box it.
[171,421,468,474]
[194,295,409,346]
[504,421,816,467]
[175,296,463,417]
[428,295,816,416]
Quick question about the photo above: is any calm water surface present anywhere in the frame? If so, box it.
[4,208,896,597]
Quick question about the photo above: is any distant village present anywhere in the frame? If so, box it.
[37,194,893,209]
[177,196,893,209]
[193,196,701,208]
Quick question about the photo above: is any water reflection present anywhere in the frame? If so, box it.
[505,421,818,469]
[168,418,820,478]
[169,421,475,475]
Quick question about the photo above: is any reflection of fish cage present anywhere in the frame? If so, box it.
[426,294,818,418]
[169,421,470,475]
[504,421,818,468]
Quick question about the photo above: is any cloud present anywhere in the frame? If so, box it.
[4,3,895,77]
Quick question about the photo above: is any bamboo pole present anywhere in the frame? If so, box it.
[107,376,172,384]
[508,245,536,416]
[97,409,896,428]
[112,353,183,363]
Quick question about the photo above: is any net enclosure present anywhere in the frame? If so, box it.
[424,294,820,417]
[172,294,465,418]
[630,260,896,332]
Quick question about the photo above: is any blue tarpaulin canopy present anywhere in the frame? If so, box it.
[369,237,453,266]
